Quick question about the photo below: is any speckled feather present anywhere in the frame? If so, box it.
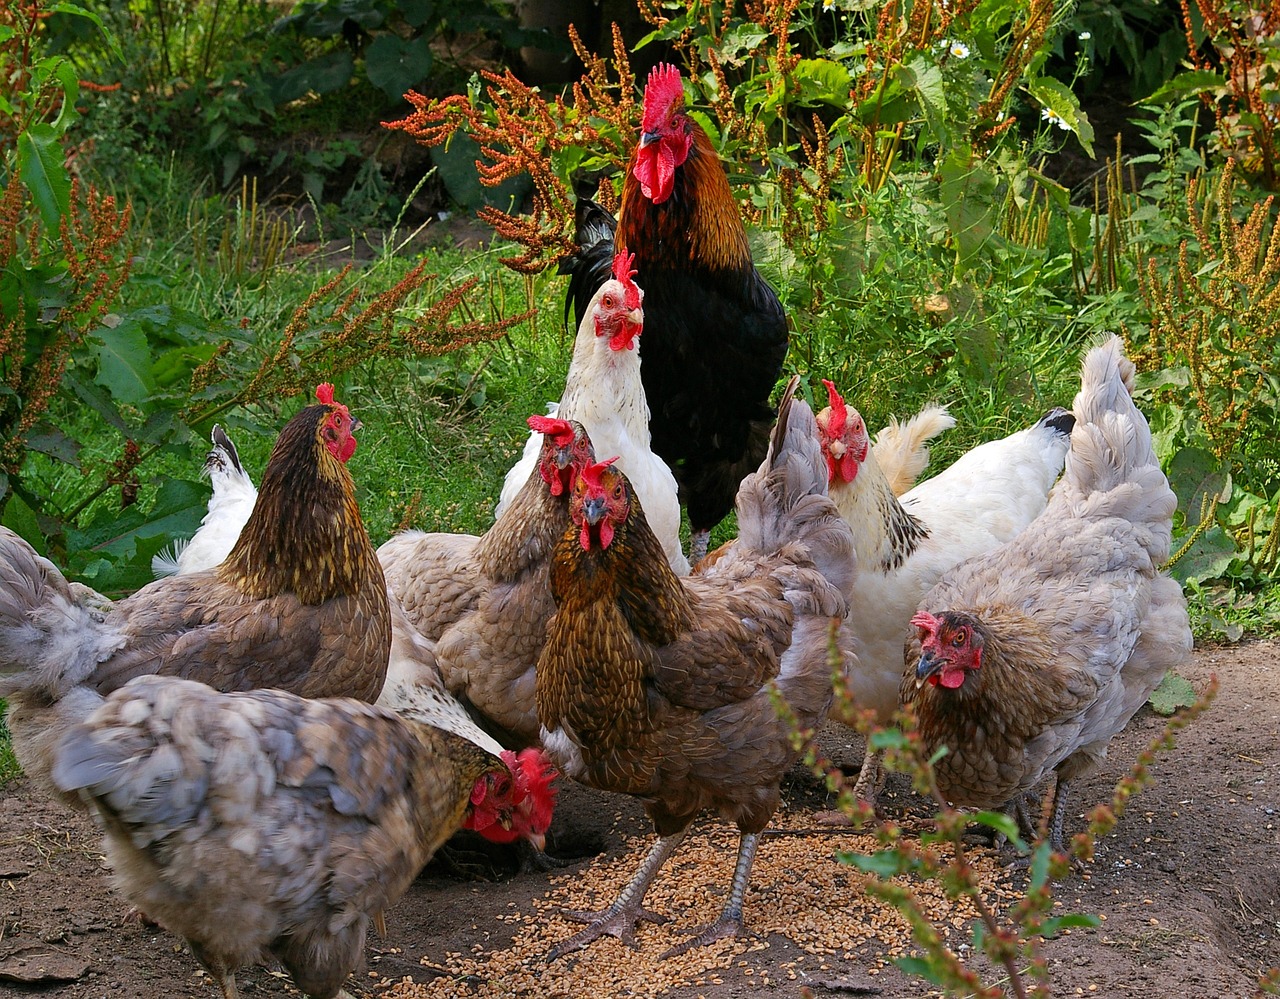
[51,675,497,999]
[903,336,1191,808]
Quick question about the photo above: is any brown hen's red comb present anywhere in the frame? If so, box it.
[612,250,641,311]
[579,457,620,492]
[528,414,576,446]
[315,383,336,405]
[821,379,846,436]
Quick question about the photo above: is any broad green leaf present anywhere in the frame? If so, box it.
[1168,446,1231,523]
[17,124,71,229]
[1028,839,1053,891]
[25,426,81,467]
[88,322,156,405]
[971,810,1024,848]
[896,53,948,147]
[1026,76,1094,156]
[939,145,1000,272]
[869,728,908,751]
[365,34,434,102]
[1145,69,1226,105]
[1149,671,1197,715]
[1,492,45,554]
[1169,524,1238,584]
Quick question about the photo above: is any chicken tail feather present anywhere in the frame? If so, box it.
[1059,334,1176,561]
[733,377,856,604]
[872,403,955,495]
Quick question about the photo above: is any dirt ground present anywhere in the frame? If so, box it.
[1,640,1276,999]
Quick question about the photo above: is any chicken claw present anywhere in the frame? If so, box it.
[546,832,682,961]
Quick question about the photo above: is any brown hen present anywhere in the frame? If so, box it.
[52,674,557,999]
[537,378,855,958]
[0,383,391,806]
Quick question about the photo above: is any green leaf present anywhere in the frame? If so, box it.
[1144,69,1225,105]
[1039,913,1101,937]
[1,492,46,554]
[1168,446,1231,523]
[1026,76,1094,156]
[839,849,911,876]
[896,53,948,147]
[17,124,72,229]
[1169,523,1238,584]
[939,146,1000,272]
[1028,839,1053,891]
[365,33,434,102]
[970,810,1025,849]
[88,321,156,405]
[869,728,908,751]
[1148,670,1196,716]
[893,955,947,985]
[25,425,81,467]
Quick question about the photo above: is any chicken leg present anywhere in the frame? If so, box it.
[661,831,760,958]
[688,529,711,567]
[546,830,685,961]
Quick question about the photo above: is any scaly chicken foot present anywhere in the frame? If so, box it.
[661,831,760,959]
[1006,779,1084,873]
[546,831,685,961]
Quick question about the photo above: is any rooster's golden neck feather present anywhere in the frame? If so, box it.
[619,125,752,275]
[219,403,383,603]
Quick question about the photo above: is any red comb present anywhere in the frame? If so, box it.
[315,383,336,405]
[641,63,686,133]
[528,414,575,445]
[821,379,846,435]
[611,250,641,311]
[579,457,619,492]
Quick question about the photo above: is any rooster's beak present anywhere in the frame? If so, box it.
[639,131,660,148]
[350,415,363,433]
[582,496,608,525]
[628,308,643,326]
[527,832,547,853]
[914,650,943,689]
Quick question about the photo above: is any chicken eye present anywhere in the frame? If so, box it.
[613,485,623,499]
[950,632,966,648]
[602,295,615,308]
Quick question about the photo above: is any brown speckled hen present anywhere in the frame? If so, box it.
[903,336,1192,852]
[377,415,596,747]
[0,383,391,806]
[51,675,557,999]
[537,378,855,958]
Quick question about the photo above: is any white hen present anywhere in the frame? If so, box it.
[494,251,689,576]
[815,382,1074,803]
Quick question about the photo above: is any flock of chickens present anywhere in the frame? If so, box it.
[0,63,1191,999]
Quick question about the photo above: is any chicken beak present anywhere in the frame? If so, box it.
[627,308,643,326]
[639,130,660,148]
[527,831,547,853]
[582,495,608,525]
[350,415,363,433]
[914,650,943,689]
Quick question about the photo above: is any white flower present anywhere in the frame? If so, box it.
[1041,107,1071,130]
[1079,30,1092,40]
[823,0,834,8]
[996,110,1006,121]
[948,40,970,59]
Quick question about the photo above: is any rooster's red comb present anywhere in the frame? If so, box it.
[641,63,686,133]
[315,382,336,405]
[579,457,620,493]
[611,250,641,311]
[910,611,941,633]
[528,414,576,446]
